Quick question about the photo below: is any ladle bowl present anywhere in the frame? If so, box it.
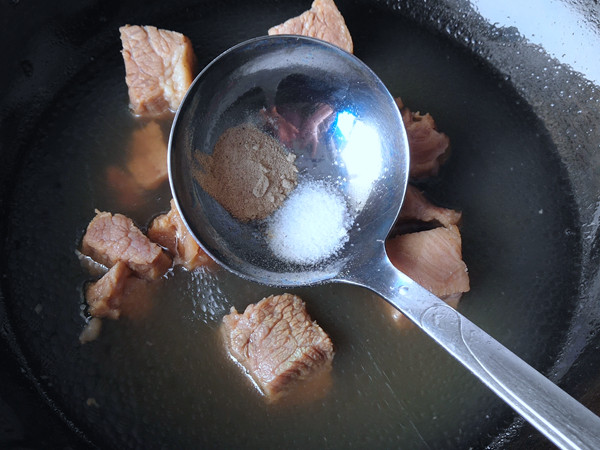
[169,35,600,449]
[170,35,409,286]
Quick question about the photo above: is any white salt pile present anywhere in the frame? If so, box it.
[266,181,353,265]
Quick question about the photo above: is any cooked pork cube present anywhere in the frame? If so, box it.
[126,121,168,190]
[268,0,354,54]
[222,293,334,401]
[396,98,450,179]
[147,199,212,271]
[81,211,172,280]
[386,225,470,303]
[120,25,198,117]
[397,185,462,230]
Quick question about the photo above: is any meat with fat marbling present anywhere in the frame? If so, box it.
[268,0,353,54]
[120,25,198,117]
[81,210,172,280]
[222,293,334,401]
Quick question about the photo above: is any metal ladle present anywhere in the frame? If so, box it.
[169,35,600,449]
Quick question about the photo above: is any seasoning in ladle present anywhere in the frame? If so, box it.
[194,124,298,222]
[266,180,353,265]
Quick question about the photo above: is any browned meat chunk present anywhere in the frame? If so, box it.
[85,261,154,320]
[120,25,198,117]
[126,121,168,190]
[81,211,172,280]
[396,98,450,179]
[147,199,212,271]
[386,225,470,325]
[222,293,334,401]
[397,184,462,230]
[268,0,354,54]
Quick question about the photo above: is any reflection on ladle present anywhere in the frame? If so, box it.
[169,35,600,449]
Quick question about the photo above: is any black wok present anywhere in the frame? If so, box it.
[1,0,599,448]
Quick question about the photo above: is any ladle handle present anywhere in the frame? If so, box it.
[340,252,600,450]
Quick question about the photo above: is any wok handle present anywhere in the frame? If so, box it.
[341,251,600,450]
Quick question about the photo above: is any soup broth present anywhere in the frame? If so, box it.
[4,2,580,448]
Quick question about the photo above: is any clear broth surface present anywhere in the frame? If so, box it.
[4,2,581,449]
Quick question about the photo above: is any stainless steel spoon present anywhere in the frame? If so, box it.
[169,35,600,449]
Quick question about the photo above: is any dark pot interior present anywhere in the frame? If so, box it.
[1,0,599,448]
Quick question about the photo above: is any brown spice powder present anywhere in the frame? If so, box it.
[194,124,298,222]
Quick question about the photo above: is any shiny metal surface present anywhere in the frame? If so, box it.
[170,35,600,449]
[343,253,600,450]
[170,35,410,286]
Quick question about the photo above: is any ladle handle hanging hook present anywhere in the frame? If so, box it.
[339,251,600,450]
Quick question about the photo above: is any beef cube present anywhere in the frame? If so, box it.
[147,199,212,271]
[81,211,172,280]
[126,121,168,190]
[268,0,354,54]
[222,293,334,401]
[120,25,198,117]
[386,225,470,326]
[396,98,450,179]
